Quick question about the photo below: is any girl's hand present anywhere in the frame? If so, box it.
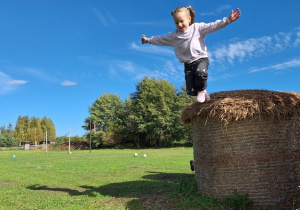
[228,8,241,23]
[141,35,149,44]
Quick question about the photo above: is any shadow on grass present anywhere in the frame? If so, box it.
[27,171,195,209]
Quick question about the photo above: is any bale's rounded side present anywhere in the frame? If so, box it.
[192,115,300,207]
[182,90,300,208]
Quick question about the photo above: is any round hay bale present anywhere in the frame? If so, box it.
[181,90,300,208]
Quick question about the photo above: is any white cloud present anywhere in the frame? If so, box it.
[107,60,146,80]
[127,21,160,26]
[61,80,77,86]
[7,80,27,85]
[116,61,136,73]
[249,58,300,73]
[151,59,184,83]
[0,72,27,94]
[130,42,174,56]
[107,58,183,83]
[92,8,116,26]
[23,66,56,83]
[200,5,231,16]
[210,30,298,65]
[294,29,300,46]
[93,8,108,26]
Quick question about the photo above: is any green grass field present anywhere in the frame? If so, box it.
[1,148,204,209]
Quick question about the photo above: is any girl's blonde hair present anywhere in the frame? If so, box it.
[171,6,195,25]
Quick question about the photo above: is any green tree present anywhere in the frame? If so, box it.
[84,77,194,148]
[172,86,194,145]
[30,117,44,144]
[85,93,125,147]
[0,134,19,147]
[120,97,140,147]
[41,117,56,142]
[7,123,14,136]
[14,116,56,143]
[0,125,7,135]
[130,76,186,147]
[23,116,31,142]
[15,116,26,143]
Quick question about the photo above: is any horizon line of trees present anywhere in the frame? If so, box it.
[1,77,194,148]
[0,116,56,146]
[83,76,194,148]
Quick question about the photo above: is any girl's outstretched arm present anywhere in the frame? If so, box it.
[228,8,241,23]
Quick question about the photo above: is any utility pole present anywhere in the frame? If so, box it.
[45,131,48,153]
[69,128,71,154]
[89,117,92,153]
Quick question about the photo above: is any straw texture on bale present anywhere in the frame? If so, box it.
[181,90,300,208]
[182,89,300,125]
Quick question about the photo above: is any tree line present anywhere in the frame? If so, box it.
[0,116,56,146]
[83,76,194,148]
[1,77,193,148]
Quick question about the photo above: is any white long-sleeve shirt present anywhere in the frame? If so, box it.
[149,17,230,64]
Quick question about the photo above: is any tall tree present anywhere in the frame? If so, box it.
[14,116,56,143]
[85,93,125,147]
[172,86,194,144]
[15,116,26,143]
[30,117,44,144]
[120,97,140,147]
[130,76,181,146]
[7,123,14,136]
[1,123,16,139]
[41,117,56,142]
[0,125,7,135]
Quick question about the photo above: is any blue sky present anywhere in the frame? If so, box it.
[1,0,300,137]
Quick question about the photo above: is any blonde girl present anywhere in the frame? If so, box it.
[142,6,241,102]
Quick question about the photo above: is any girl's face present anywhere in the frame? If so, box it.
[173,12,191,32]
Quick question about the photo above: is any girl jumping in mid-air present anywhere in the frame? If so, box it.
[142,6,241,103]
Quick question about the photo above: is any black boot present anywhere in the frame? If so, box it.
[190,160,194,171]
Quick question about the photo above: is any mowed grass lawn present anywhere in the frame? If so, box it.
[0,148,199,209]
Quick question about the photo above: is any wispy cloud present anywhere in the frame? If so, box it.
[200,5,231,16]
[79,54,182,84]
[294,28,300,46]
[152,60,183,83]
[116,61,136,73]
[109,57,183,83]
[23,66,56,83]
[130,42,174,56]
[126,21,159,26]
[0,72,27,94]
[249,58,300,73]
[109,60,147,77]
[7,80,27,85]
[108,60,139,78]
[61,80,78,86]
[210,30,297,65]
[92,8,116,26]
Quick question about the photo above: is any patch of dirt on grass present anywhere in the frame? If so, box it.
[97,197,132,208]
[131,193,177,209]
[0,181,14,186]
